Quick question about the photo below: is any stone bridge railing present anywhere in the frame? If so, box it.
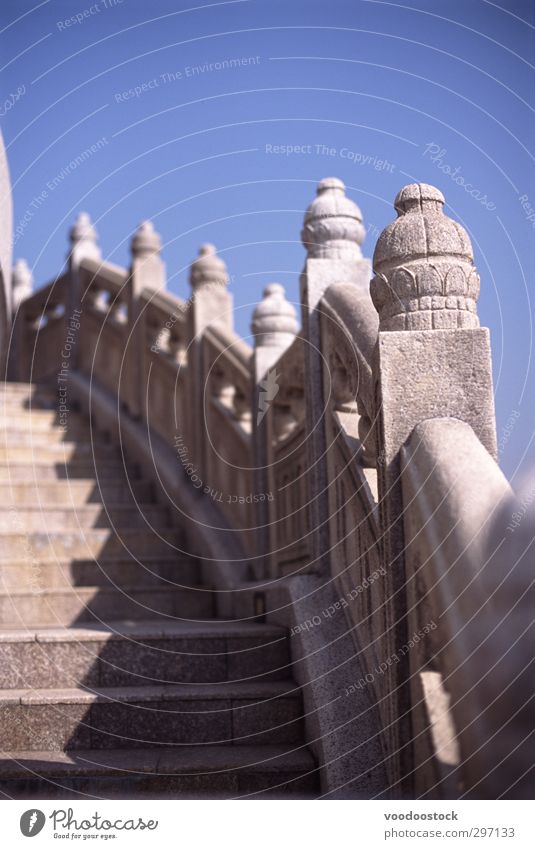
[10,179,533,800]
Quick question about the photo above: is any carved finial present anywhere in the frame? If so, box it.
[252,283,299,347]
[371,182,480,331]
[12,258,33,308]
[131,220,162,259]
[301,177,365,259]
[69,212,101,261]
[189,243,228,290]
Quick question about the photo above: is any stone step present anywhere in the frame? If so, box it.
[0,409,79,427]
[0,400,61,415]
[0,462,139,481]
[0,556,198,590]
[0,620,290,688]
[0,426,93,444]
[0,442,119,462]
[0,744,318,799]
[0,585,213,627]
[0,528,178,559]
[0,385,52,405]
[0,479,154,505]
[0,681,304,750]
[0,383,55,396]
[1,382,43,393]
[0,504,170,531]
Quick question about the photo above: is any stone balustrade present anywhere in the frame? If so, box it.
[9,180,533,800]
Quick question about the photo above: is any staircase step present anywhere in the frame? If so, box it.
[0,585,212,626]
[0,479,154,505]
[0,426,92,444]
[0,528,180,559]
[0,462,139,481]
[0,443,120,462]
[0,619,290,688]
[0,384,53,405]
[0,505,170,531]
[1,382,43,393]
[0,556,197,590]
[0,681,303,750]
[0,385,55,402]
[0,744,318,798]
[0,410,82,428]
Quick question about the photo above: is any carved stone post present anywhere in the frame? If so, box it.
[187,244,232,473]
[300,177,371,573]
[371,182,497,790]
[9,259,33,380]
[68,212,101,370]
[251,283,298,577]
[126,220,165,418]
[12,258,33,313]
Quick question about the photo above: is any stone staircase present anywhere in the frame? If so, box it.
[0,383,318,799]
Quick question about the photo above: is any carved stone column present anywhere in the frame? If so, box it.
[68,212,101,370]
[187,244,232,473]
[251,283,298,577]
[9,259,33,380]
[126,220,165,418]
[372,182,496,568]
[12,258,33,313]
[371,182,497,791]
[300,177,371,573]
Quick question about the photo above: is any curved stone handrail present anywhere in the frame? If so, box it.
[204,323,252,378]
[321,281,377,415]
[401,417,512,796]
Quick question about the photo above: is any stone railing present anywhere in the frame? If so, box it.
[12,272,70,382]
[10,179,533,800]
[401,418,512,797]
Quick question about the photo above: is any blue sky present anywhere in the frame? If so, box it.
[2,0,534,482]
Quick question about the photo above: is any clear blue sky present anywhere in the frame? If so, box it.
[2,0,534,482]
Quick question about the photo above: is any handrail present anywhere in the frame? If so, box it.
[79,256,128,291]
[204,323,252,377]
[321,280,378,423]
[401,417,512,796]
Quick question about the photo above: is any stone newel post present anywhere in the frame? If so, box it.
[187,244,232,472]
[12,259,33,313]
[69,212,101,271]
[300,177,371,573]
[130,220,165,291]
[251,283,298,576]
[69,212,101,307]
[9,259,33,380]
[126,220,165,418]
[372,182,496,567]
[371,183,497,783]
[68,212,101,369]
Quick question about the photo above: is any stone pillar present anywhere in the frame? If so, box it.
[372,182,496,570]
[68,212,101,370]
[300,177,371,573]
[69,212,100,297]
[370,182,497,790]
[9,259,33,380]
[251,283,298,577]
[12,258,33,313]
[187,244,232,472]
[126,220,165,418]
